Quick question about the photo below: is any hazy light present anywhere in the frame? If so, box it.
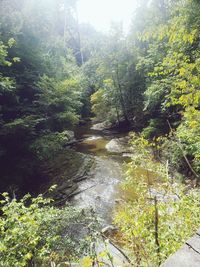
[77,0,137,33]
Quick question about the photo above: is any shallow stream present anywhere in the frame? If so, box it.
[71,121,128,226]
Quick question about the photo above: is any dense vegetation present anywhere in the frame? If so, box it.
[89,0,200,179]
[0,0,91,193]
[0,0,199,193]
[114,135,200,266]
[0,190,103,267]
[0,0,199,266]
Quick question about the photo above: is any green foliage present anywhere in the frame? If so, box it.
[114,134,200,266]
[90,79,120,123]
[0,0,200,264]
[88,25,145,124]
[37,75,82,130]
[1,0,198,193]
[0,0,88,191]
[30,131,71,160]
[160,137,183,172]
[175,110,200,172]
[91,88,108,120]
[132,0,200,176]
[159,111,200,174]
[0,192,97,267]
[142,118,165,139]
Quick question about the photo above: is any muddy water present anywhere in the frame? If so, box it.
[71,122,127,226]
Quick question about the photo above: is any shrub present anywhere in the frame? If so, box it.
[0,192,97,267]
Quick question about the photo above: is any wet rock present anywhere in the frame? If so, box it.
[91,121,111,131]
[106,139,123,153]
[73,174,87,182]
[42,149,95,202]
[73,156,95,182]
[57,181,75,191]
[122,152,134,158]
[85,136,102,141]
[106,137,131,154]
[58,261,79,267]
[101,225,118,235]
[62,184,78,196]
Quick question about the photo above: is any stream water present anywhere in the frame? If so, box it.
[71,121,128,226]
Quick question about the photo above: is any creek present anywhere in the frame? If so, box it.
[71,121,130,226]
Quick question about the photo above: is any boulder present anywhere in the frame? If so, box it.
[106,137,131,154]
[91,122,111,131]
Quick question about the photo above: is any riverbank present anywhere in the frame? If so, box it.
[38,120,200,266]
[41,120,132,225]
[41,149,95,205]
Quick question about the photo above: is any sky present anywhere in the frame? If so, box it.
[77,0,138,33]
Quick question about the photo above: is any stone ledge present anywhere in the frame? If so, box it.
[161,229,200,267]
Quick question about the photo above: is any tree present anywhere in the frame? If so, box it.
[0,0,87,193]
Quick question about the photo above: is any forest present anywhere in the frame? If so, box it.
[0,0,200,266]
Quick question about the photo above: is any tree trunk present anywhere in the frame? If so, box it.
[115,66,130,124]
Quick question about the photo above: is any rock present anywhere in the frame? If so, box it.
[101,225,118,235]
[161,230,200,267]
[91,121,111,131]
[73,175,87,182]
[85,136,102,141]
[58,263,78,267]
[115,198,123,203]
[122,152,134,158]
[72,156,95,182]
[150,188,179,202]
[106,137,131,154]
[106,139,124,153]
[62,184,78,196]
[66,130,75,141]
[43,149,95,202]
[57,181,74,191]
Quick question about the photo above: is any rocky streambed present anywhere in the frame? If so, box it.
[40,120,187,266]
[42,149,95,205]
[40,121,138,265]
[43,120,132,221]
[70,122,132,224]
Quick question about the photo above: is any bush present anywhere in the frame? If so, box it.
[0,192,97,267]
[30,131,71,160]
[114,134,200,266]
[142,118,165,139]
